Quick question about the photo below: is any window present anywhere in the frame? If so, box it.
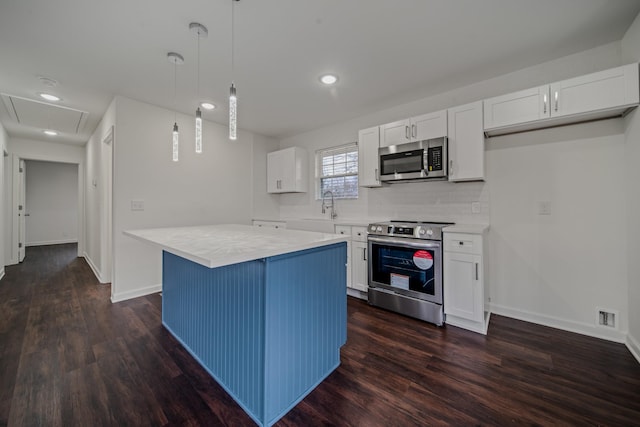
[317,143,358,199]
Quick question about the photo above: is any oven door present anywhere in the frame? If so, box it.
[368,236,442,304]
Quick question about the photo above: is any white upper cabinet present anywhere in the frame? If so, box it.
[550,63,639,118]
[483,63,640,136]
[483,86,550,130]
[447,101,484,182]
[267,147,308,193]
[358,126,382,187]
[380,110,447,147]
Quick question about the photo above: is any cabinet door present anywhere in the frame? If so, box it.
[351,241,368,292]
[411,110,447,141]
[358,126,381,187]
[483,85,550,130]
[448,101,484,182]
[380,119,411,147]
[277,148,297,192]
[550,63,640,118]
[444,252,483,323]
[266,150,283,193]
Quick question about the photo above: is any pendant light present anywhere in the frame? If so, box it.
[190,22,208,153]
[229,0,239,140]
[167,52,184,162]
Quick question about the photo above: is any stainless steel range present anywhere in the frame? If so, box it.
[367,220,453,325]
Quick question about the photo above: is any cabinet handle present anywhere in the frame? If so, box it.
[449,159,453,174]
[475,262,479,280]
[554,91,559,112]
[543,93,547,114]
[405,125,410,140]
[363,247,367,261]
[412,124,417,138]
[375,168,379,181]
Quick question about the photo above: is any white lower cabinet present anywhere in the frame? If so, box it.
[443,228,490,334]
[335,225,368,297]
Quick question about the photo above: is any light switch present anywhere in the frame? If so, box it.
[131,200,145,211]
[471,202,481,214]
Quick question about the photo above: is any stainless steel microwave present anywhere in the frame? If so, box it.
[379,137,448,182]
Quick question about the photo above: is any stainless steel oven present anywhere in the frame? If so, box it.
[367,221,453,325]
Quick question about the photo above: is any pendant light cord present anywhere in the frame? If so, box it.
[197,30,201,97]
[231,0,235,81]
[173,60,177,122]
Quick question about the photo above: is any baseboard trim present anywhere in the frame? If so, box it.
[490,303,627,343]
[111,284,162,303]
[26,239,78,247]
[82,252,107,284]
[627,333,640,365]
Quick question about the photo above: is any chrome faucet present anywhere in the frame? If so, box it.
[321,190,337,220]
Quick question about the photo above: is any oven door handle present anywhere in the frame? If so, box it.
[368,236,442,250]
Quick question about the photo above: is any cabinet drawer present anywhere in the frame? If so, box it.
[351,226,368,242]
[335,225,351,236]
[444,233,481,254]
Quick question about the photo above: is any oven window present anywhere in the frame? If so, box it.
[370,243,435,296]
[380,149,423,175]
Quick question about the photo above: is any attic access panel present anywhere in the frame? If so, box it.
[1,93,88,134]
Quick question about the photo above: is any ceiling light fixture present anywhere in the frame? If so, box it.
[320,74,338,85]
[229,0,240,141]
[168,52,184,162]
[38,76,58,87]
[190,22,208,154]
[201,102,215,110]
[39,92,61,102]
[43,129,58,136]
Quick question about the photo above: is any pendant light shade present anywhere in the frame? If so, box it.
[195,107,202,152]
[229,83,237,140]
[173,122,180,162]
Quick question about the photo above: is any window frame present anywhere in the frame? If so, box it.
[315,142,359,200]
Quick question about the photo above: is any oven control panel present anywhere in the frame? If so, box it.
[368,221,453,241]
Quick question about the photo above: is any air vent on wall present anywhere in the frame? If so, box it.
[1,93,88,134]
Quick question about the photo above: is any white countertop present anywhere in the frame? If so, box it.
[443,224,489,234]
[124,224,349,269]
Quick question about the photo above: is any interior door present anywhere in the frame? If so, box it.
[18,159,26,262]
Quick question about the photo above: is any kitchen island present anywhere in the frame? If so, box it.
[124,224,349,427]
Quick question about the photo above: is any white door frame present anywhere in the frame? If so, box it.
[101,126,113,283]
[17,159,25,262]
[7,153,85,265]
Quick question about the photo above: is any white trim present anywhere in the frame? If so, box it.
[26,239,78,247]
[111,283,162,303]
[627,333,640,365]
[490,303,627,343]
[0,268,4,281]
[83,251,107,284]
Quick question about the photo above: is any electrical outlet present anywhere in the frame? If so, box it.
[471,202,481,214]
[131,200,145,211]
[538,201,551,215]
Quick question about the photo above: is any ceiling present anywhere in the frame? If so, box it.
[1,0,640,146]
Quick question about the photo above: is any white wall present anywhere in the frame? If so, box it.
[622,14,640,361]
[4,138,85,264]
[0,122,7,278]
[111,96,256,302]
[276,41,630,342]
[252,133,281,220]
[24,160,78,246]
[84,98,116,283]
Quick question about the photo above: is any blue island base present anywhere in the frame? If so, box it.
[162,242,347,426]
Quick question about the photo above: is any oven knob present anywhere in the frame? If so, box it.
[376,226,383,232]
[419,228,426,235]
[426,229,434,236]
[370,225,376,232]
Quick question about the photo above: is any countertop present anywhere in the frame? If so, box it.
[443,224,489,234]
[124,224,349,269]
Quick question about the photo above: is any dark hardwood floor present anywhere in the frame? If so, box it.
[1,244,639,426]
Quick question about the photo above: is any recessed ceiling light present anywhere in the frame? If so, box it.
[39,93,61,102]
[201,102,216,110]
[320,74,338,85]
[43,130,58,136]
